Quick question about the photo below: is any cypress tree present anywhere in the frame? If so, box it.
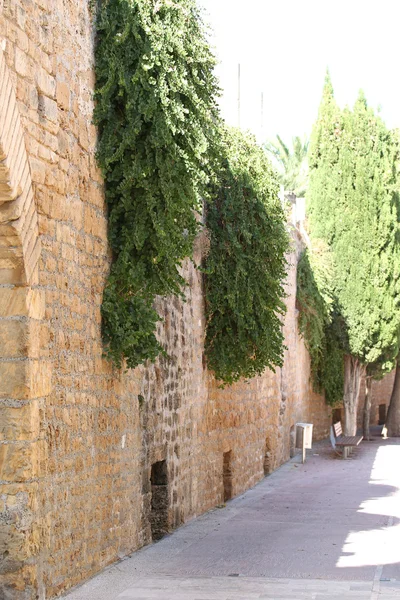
[337,99,400,435]
[307,79,400,435]
[307,72,343,245]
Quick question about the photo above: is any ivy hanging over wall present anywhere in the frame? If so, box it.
[204,128,289,385]
[296,247,330,376]
[95,1,290,382]
[94,0,220,369]
[296,246,344,405]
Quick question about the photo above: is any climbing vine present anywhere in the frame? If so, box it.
[94,0,220,369]
[204,128,289,385]
[296,247,344,405]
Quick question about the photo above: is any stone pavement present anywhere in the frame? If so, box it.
[64,433,400,600]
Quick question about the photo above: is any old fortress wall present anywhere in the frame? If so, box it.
[0,2,393,599]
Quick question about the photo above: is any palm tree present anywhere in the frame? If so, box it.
[264,135,309,197]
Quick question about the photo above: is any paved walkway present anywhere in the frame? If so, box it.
[64,432,400,600]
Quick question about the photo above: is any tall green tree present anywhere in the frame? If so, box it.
[265,135,309,197]
[380,130,400,438]
[307,74,342,244]
[307,76,400,435]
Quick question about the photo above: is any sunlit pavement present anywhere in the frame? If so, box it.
[64,431,400,600]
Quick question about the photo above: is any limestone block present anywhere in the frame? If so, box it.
[0,440,40,482]
[0,401,40,441]
[14,47,28,78]
[0,245,23,261]
[0,319,28,357]
[0,106,28,207]
[0,524,28,559]
[0,360,51,399]
[0,185,29,224]
[0,288,45,318]
[38,95,58,124]
[83,204,107,240]
[36,67,55,99]
[29,157,46,184]
[56,128,70,158]
[0,232,19,248]
[0,262,26,284]
[0,319,44,358]
[56,81,70,111]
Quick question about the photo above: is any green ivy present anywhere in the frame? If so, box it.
[94,0,220,369]
[296,247,344,406]
[204,128,289,385]
[321,318,346,406]
[297,249,329,377]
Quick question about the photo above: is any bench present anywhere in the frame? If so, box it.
[331,421,363,459]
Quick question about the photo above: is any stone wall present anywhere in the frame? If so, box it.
[206,232,332,505]
[1,2,332,599]
[356,371,395,429]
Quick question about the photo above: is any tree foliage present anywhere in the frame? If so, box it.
[265,135,309,197]
[333,96,400,371]
[307,73,400,383]
[307,73,342,244]
[204,128,289,385]
[296,246,344,405]
[94,0,221,368]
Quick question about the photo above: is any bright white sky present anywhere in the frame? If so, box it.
[199,0,400,145]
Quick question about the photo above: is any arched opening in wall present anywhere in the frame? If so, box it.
[223,451,233,501]
[0,48,43,597]
[150,460,169,541]
[378,404,386,426]
[263,440,272,476]
[289,425,296,458]
[332,408,342,425]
